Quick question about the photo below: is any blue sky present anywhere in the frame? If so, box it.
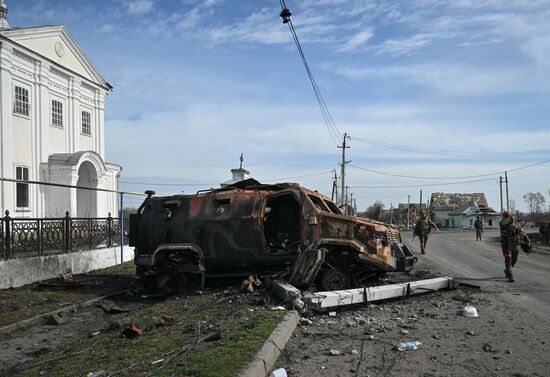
[7,0,550,211]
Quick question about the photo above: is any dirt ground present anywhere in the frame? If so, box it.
[0,263,284,377]
[274,250,550,377]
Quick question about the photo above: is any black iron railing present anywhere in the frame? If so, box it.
[1,210,127,259]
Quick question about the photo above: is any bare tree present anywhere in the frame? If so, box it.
[362,200,385,221]
[523,192,546,214]
[508,199,517,214]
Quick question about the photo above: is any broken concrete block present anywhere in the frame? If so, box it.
[299,318,313,326]
[45,313,66,325]
[328,349,340,356]
[328,311,337,317]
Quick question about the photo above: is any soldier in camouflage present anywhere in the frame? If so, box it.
[474,215,483,241]
[414,212,437,254]
[499,211,520,282]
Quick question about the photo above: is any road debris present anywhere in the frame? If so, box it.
[122,323,142,338]
[157,315,175,327]
[97,300,128,314]
[396,341,421,351]
[269,368,288,377]
[328,349,341,356]
[45,313,67,325]
[303,277,455,310]
[241,275,262,293]
[463,306,478,318]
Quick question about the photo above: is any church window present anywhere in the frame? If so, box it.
[16,166,30,208]
[14,86,29,116]
[52,100,63,127]
[81,111,91,135]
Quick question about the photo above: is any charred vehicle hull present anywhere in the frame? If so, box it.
[129,179,416,291]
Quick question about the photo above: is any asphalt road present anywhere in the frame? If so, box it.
[406,228,550,322]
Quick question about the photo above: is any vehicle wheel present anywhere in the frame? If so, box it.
[319,263,351,291]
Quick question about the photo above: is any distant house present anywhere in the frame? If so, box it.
[429,192,500,229]
[0,1,121,218]
[397,203,427,228]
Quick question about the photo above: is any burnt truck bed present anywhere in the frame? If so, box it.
[129,179,416,291]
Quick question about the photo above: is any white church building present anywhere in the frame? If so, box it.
[0,0,120,218]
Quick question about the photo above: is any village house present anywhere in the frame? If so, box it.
[0,0,120,218]
[429,192,500,229]
[397,203,427,228]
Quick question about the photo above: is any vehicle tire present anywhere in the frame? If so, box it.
[318,262,351,291]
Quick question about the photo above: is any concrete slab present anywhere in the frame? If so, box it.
[303,277,455,310]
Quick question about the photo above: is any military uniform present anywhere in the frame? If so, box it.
[499,212,519,282]
[474,216,483,241]
[414,215,435,254]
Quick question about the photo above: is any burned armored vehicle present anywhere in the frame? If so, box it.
[129,179,416,291]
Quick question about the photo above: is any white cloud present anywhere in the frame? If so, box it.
[338,29,374,52]
[99,24,115,33]
[126,0,154,15]
[374,33,432,56]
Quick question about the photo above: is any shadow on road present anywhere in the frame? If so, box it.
[455,276,508,283]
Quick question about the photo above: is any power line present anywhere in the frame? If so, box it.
[348,158,550,180]
[350,136,550,157]
[120,180,216,186]
[279,0,342,145]
[262,170,332,182]
[349,177,498,189]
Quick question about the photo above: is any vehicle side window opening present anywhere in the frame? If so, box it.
[308,195,330,212]
[323,199,342,214]
[264,193,301,253]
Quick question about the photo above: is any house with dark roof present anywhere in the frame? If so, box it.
[429,192,500,229]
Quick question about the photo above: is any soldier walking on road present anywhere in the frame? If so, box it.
[474,215,483,241]
[499,211,520,282]
[414,212,437,255]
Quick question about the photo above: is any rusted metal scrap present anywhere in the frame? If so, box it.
[129,179,416,291]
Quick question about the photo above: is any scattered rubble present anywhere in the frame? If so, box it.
[45,313,67,326]
[121,322,142,338]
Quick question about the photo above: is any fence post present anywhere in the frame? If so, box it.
[38,219,43,256]
[107,212,112,247]
[4,210,11,259]
[64,211,71,252]
[89,218,93,250]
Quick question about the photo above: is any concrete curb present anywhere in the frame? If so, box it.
[239,310,300,377]
[0,289,127,335]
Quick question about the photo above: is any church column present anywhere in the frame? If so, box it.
[0,43,14,213]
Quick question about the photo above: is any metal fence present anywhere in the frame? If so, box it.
[1,210,127,259]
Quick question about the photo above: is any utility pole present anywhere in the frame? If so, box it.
[419,190,423,213]
[390,202,393,225]
[337,133,350,208]
[407,194,411,229]
[350,193,354,216]
[331,169,338,203]
[499,176,503,214]
[505,171,509,212]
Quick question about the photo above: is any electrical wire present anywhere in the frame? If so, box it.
[119,180,216,186]
[349,177,497,189]
[348,158,550,180]
[119,170,333,188]
[262,170,333,182]
[279,0,342,145]
[350,136,550,157]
